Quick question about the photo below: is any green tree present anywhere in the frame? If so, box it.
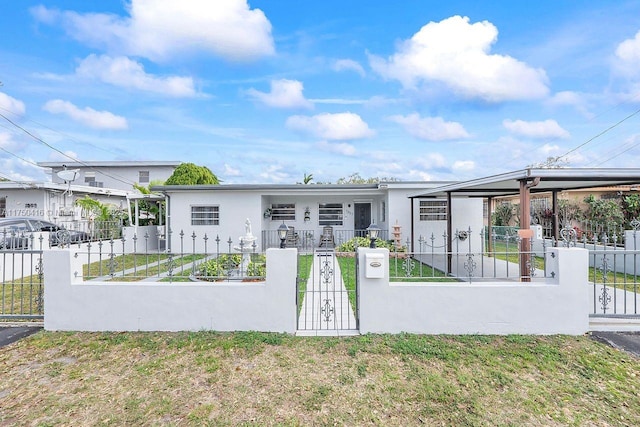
[622,193,640,227]
[492,202,515,226]
[75,196,126,239]
[583,194,624,238]
[302,173,313,184]
[165,163,220,185]
[133,180,165,226]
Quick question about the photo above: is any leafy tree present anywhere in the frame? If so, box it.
[75,196,126,239]
[165,163,220,185]
[303,173,313,184]
[558,199,584,227]
[133,180,165,225]
[583,194,624,238]
[492,202,515,226]
[622,193,640,227]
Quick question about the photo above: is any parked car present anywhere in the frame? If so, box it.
[0,217,90,249]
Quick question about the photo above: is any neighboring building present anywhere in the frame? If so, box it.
[152,182,483,253]
[0,181,131,224]
[38,161,181,192]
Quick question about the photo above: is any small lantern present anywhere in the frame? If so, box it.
[304,207,311,221]
[367,223,381,248]
[277,221,288,248]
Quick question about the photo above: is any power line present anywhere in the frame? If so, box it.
[556,105,640,163]
[0,111,137,187]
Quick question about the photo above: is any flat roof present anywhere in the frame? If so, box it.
[411,168,640,198]
[0,181,133,197]
[38,161,181,168]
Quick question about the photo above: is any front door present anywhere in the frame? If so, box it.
[354,203,371,237]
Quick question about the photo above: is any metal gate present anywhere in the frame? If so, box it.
[296,249,358,332]
[0,249,44,320]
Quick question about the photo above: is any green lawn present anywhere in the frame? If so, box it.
[1,331,639,426]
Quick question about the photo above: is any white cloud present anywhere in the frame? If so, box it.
[47,150,79,162]
[369,15,549,102]
[223,163,242,177]
[547,91,593,118]
[76,54,197,97]
[316,141,357,156]
[43,99,128,130]
[452,160,475,172]
[540,143,560,156]
[31,0,274,63]
[333,59,366,77]
[389,113,470,141]
[503,119,570,139]
[259,164,289,183]
[615,29,640,76]
[415,153,447,169]
[246,79,313,109]
[0,92,26,116]
[286,112,375,141]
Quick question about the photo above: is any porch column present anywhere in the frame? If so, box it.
[487,196,493,254]
[519,180,532,282]
[446,191,452,275]
[552,190,559,245]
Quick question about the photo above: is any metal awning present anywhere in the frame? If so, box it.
[409,168,640,282]
[411,168,640,198]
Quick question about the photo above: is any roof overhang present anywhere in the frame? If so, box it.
[410,168,640,198]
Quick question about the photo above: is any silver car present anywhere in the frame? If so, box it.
[0,217,90,249]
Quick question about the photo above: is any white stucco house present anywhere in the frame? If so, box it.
[152,181,484,253]
[0,181,132,222]
[38,160,181,191]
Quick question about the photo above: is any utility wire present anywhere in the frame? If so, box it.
[556,106,640,163]
[0,111,137,187]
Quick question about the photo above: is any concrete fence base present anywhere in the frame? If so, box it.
[357,247,589,335]
[44,248,297,332]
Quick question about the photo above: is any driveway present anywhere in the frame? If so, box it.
[0,325,43,348]
[591,331,640,358]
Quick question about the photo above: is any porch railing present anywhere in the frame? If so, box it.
[261,229,389,252]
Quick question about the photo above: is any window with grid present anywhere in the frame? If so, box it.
[271,203,295,221]
[84,171,96,184]
[318,203,343,226]
[0,197,5,217]
[191,205,219,225]
[419,200,447,221]
[139,170,150,183]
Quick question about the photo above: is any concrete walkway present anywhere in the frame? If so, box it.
[297,251,357,336]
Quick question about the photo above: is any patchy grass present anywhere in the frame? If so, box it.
[1,332,639,426]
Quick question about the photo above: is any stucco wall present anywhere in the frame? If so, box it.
[358,247,589,335]
[44,248,297,332]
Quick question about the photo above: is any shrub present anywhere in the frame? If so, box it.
[336,236,395,252]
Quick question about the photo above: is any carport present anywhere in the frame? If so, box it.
[412,168,640,281]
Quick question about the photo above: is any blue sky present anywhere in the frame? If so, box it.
[2,1,640,185]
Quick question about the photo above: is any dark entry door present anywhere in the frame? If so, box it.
[354,203,371,237]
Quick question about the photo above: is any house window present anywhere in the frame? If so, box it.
[271,203,295,221]
[318,203,343,226]
[419,200,447,221]
[382,201,386,222]
[84,171,95,184]
[191,206,219,225]
[0,197,5,217]
[139,171,150,183]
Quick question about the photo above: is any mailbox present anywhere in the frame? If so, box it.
[365,253,385,279]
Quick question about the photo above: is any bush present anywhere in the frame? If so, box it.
[336,236,395,252]
[196,253,266,279]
